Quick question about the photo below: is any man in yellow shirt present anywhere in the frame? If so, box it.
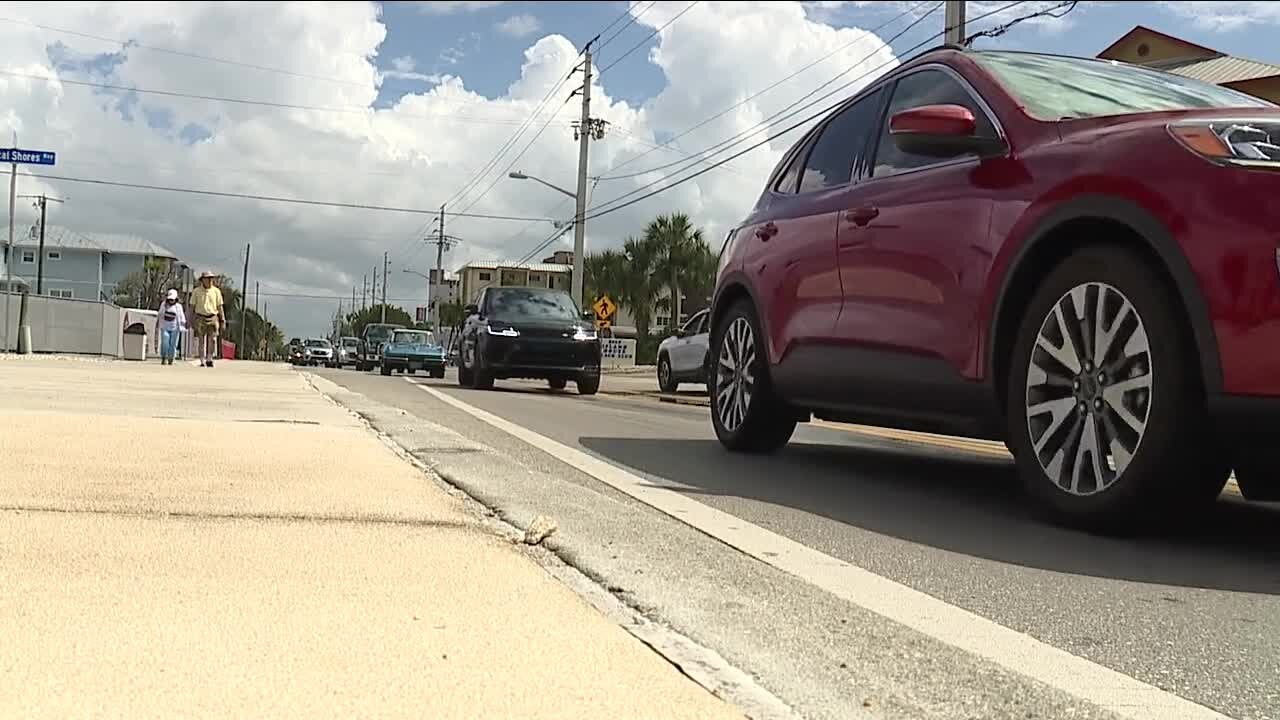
[190,271,226,367]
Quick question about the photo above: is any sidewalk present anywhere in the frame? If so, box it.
[0,358,740,719]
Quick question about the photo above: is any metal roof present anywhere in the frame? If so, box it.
[1150,54,1280,85]
[15,225,177,258]
[460,261,572,273]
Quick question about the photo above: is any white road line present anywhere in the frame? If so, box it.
[411,380,1231,720]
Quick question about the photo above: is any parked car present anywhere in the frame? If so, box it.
[457,286,601,394]
[657,309,711,392]
[357,322,404,371]
[336,336,360,368]
[302,338,336,367]
[708,47,1280,531]
[380,329,447,377]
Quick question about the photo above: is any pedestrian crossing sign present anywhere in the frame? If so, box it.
[592,295,617,322]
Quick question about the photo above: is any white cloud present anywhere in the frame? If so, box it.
[494,13,542,38]
[0,0,898,338]
[1157,1,1280,32]
[413,1,505,15]
[383,55,441,83]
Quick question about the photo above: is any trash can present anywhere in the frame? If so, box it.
[123,323,149,361]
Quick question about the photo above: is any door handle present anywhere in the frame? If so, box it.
[845,207,879,226]
[755,222,779,241]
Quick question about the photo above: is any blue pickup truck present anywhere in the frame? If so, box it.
[380,328,447,378]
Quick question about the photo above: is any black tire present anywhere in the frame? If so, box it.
[457,345,474,387]
[408,368,416,375]
[657,354,678,393]
[577,371,600,395]
[709,300,796,453]
[467,341,494,390]
[1234,449,1280,501]
[432,368,446,379]
[380,363,392,376]
[1005,245,1221,532]
[549,377,568,390]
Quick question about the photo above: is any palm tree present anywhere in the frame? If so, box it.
[620,236,662,337]
[643,213,704,328]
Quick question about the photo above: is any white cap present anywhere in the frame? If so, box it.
[166,289,179,300]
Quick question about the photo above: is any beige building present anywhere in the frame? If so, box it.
[457,261,573,307]
[1098,26,1280,104]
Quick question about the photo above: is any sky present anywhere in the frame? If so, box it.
[2,0,1280,338]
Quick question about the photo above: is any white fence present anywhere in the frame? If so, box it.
[1,292,127,356]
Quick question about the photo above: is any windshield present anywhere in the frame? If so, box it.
[972,51,1274,121]
[341,337,359,347]
[304,339,329,347]
[365,325,398,342]
[393,330,436,345]
[487,288,580,322]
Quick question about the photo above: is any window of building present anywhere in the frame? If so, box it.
[47,250,61,261]
[49,289,73,299]
[529,273,543,284]
[478,271,492,281]
[21,250,35,264]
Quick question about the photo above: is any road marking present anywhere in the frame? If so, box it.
[412,379,1231,720]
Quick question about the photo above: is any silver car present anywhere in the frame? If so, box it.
[336,336,361,367]
[656,309,710,393]
[302,338,336,367]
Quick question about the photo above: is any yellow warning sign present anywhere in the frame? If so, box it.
[592,295,617,322]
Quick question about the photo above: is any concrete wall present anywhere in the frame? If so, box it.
[0,292,126,356]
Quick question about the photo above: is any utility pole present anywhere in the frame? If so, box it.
[570,45,593,311]
[4,130,15,351]
[239,242,250,360]
[945,0,966,45]
[17,193,65,296]
[362,274,368,312]
[255,280,260,315]
[380,251,389,323]
[370,264,377,311]
[434,205,444,331]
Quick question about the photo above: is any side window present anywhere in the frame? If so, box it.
[797,88,882,194]
[771,139,809,195]
[694,311,710,335]
[873,69,997,177]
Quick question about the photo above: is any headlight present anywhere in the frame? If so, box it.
[485,323,520,337]
[573,326,597,341]
[1170,120,1280,168]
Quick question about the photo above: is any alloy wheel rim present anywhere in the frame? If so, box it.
[1024,282,1153,496]
[715,317,756,432]
[659,359,670,386]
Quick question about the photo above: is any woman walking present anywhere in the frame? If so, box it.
[155,289,187,365]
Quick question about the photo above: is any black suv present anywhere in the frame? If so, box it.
[357,322,405,371]
[457,286,601,394]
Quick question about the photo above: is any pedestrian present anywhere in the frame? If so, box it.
[154,289,187,366]
[191,271,226,368]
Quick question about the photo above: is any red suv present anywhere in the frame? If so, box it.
[709,48,1280,530]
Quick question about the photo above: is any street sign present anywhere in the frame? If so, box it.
[0,148,56,166]
[592,294,617,322]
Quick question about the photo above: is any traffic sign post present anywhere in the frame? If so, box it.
[4,144,56,352]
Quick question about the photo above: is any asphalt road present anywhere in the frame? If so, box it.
[314,366,1280,720]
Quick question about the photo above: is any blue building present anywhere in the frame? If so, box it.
[2,226,178,301]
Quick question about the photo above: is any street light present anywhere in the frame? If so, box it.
[403,268,431,328]
[508,170,584,309]
[508,171,576,200]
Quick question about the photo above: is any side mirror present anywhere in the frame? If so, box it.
[582,309,595,321]
[889,104,1005,158]
[674,328,687,339]
[464,304,479,317]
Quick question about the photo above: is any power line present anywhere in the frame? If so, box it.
[0,15,374,89]
[585,2,949,216]
[597,1,700,77]
[579,1,1037,224]
[0,69,577,127]
[597,0,934,180]
[595,1,656,59]
[0,168,557,221]
[964,0,1077,45]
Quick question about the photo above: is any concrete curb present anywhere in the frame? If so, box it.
[300,372,795,720]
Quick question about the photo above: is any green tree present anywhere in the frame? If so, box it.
[643,213,706,327]
[113,258,181,309]
[343,304,413,338]
[438,301,466,329]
